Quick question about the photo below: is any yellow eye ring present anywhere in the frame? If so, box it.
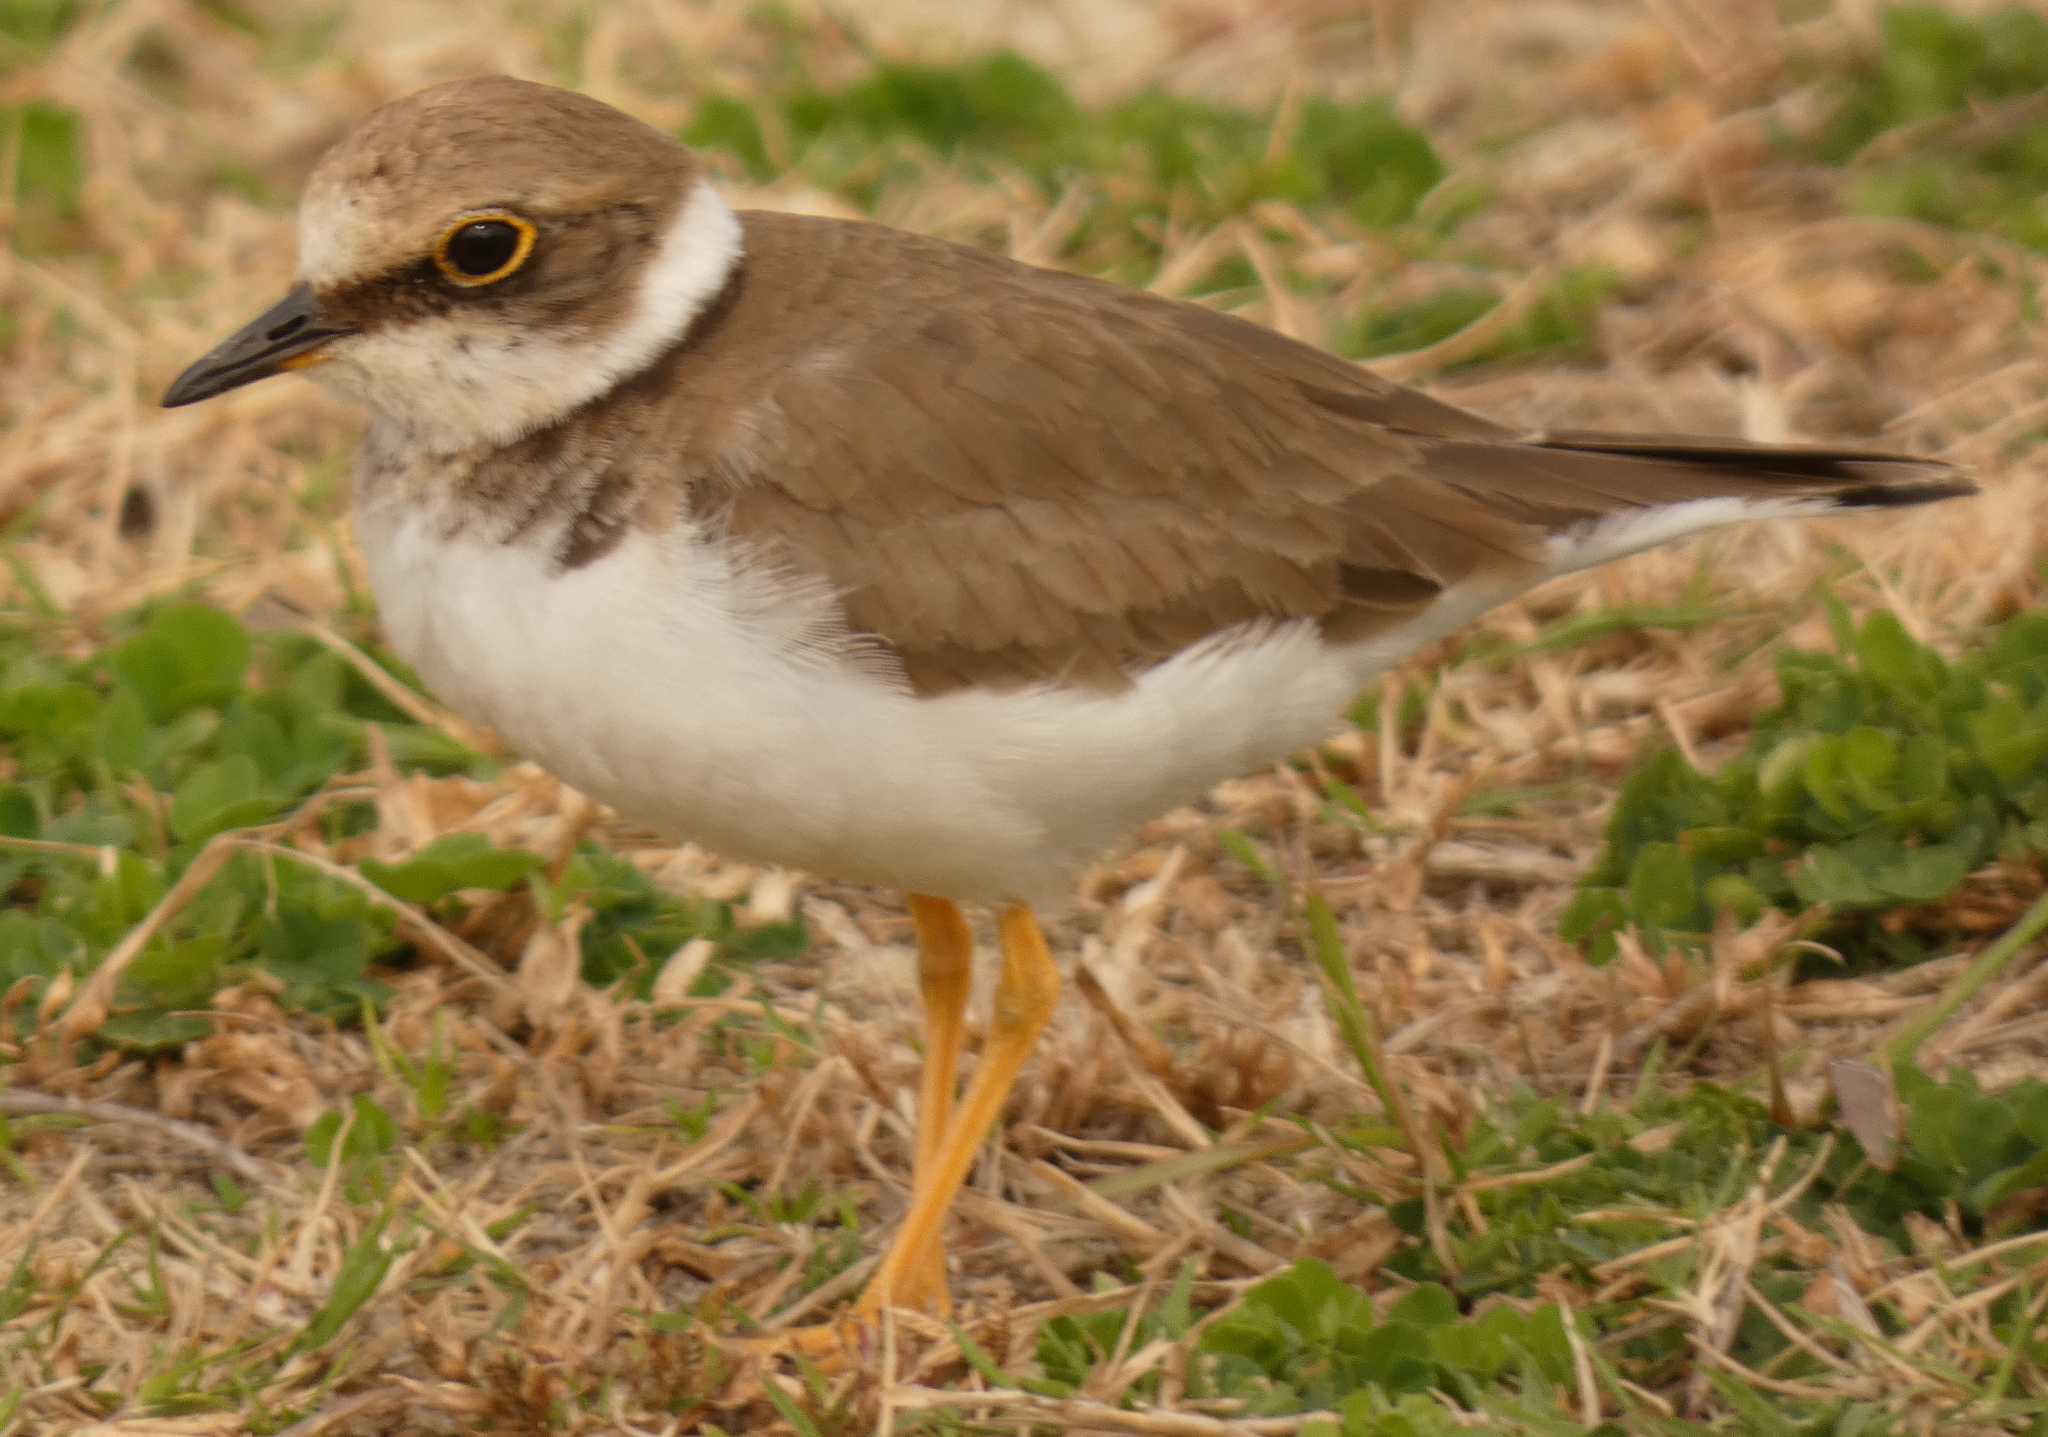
[432,212,537,287]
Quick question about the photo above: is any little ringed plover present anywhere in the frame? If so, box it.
[164,75,1973,1334]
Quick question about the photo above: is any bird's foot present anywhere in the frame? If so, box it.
[731,1257,953,1370]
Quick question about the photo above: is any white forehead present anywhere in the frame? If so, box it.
[298,187,377,289]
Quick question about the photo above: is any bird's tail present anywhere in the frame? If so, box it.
[1417,429,1973,574]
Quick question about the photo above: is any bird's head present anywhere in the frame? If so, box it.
[163,75,739,453]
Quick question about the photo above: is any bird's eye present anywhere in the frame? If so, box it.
[433,214,536,287]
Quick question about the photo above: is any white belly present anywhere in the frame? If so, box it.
[354,495,1510,904]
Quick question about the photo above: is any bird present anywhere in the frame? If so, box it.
[163,74,1972,1340]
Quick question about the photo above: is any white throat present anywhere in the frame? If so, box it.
[310,179,742,454]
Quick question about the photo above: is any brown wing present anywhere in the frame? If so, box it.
[660,212,1541,693]
[643,212,1965,695]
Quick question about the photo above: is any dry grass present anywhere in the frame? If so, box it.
[3,0,2046,1433]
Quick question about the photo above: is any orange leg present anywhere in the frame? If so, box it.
[852,904,1060,1324]
[899,893,973,1314]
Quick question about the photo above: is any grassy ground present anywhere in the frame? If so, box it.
[3,0,2047,1432]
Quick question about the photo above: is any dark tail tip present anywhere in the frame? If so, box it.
[1826,473,1979,509]
[1531,430,1977,509]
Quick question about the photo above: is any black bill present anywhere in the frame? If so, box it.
[161,283,359,407]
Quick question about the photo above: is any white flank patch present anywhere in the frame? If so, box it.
[309,178,742,453]
[1545,495,1839,574]
[356,482,1529,904]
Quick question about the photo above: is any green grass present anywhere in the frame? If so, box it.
[910,1065,2048,1434]
[1817,5,2048,161]
[1818,4,2048,252]
[0,2,86,252]
[0,100,81,221]
[1334,266,1625,368]
[686,49,1447,265]
[1563,603,2048,971]
[0,0,85,67]
[1848,142,2048,254]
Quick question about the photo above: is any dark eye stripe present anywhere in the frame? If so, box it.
[319,268,455,328]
